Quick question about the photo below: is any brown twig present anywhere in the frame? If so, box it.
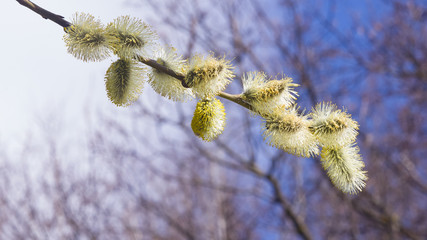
[218,92,253,110]
[16,0,71,27]
[134,55,188,86]
[16,0,255,112]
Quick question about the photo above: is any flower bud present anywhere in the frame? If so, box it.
[242,72,299,115]
[321,144,367,194]
[106,16,156,59]
[263,107,319,157]
[191,98,226,141]
[309,102,359,148]
[105,59,145,106]
[63,12,112,61]
[185,54,234,98]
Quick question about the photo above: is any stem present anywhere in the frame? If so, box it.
[16,0,255,112]
[138,54,253,110]
[134,55,187,86]
[218,92,253,110]
[16,0,71,28]
[135,55,253,110]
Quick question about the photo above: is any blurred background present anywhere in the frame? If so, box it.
[1,0,426,239]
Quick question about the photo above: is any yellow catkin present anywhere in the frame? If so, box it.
[309,102,359,148]
[263,107,319,157]
[63,13,112,61]
[185,54,234,98]
[265,112,302,133]
[191,98,226,141]
[105,59,145,107]
[245,80,286,102]
[106,15,156,59]
[185,64,224,87]
[321,144,367,194]
[242,72,299,115]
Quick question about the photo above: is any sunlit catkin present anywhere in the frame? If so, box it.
[242,72,299,115]
[106,16,156,59]
[309,102,359,148]
[105,59,145,107]
[191,98,226,141]
[148,46,194,101]
[263,107,319,157]
[63,12,112,61]
[185,54,234,98]
[321,144,367,194]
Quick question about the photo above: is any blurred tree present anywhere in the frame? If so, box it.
[2,0,426,239]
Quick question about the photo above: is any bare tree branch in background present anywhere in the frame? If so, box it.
[1,0,425,239]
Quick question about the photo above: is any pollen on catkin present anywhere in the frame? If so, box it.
[105,59,145,107]
[242,72,299,115]
[309,102,359,148]
[63,12,112,61]
[148,46,194,102]
[191,98,226,141]
[321,144,367,194]
[185,54,234,98]
[106,16,157,59]
[263,106,319,157]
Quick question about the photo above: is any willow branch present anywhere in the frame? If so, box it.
[135,55,253,110]
[218,92,253,110]
[135,55,187,85]
[17,0,254,112]
[16,0,71,27]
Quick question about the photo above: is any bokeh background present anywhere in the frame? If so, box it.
[1,0,426,239]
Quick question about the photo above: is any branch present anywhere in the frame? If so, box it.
[16,0,71,28]
[248,164,313,240]
[218,92,253,110]
[135,55,187,85]
[135,55,254,110]
[138,196,196,240]
[350,196,421,240]
[17,0,255,112]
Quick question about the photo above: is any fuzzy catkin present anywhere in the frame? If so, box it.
[185,54,234,98]
[321,144,367,194]
[105,59,145,106]
[263,107,319,157]
[191,98,226,141]
[63,12,112,61]
[309,102,359,148]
